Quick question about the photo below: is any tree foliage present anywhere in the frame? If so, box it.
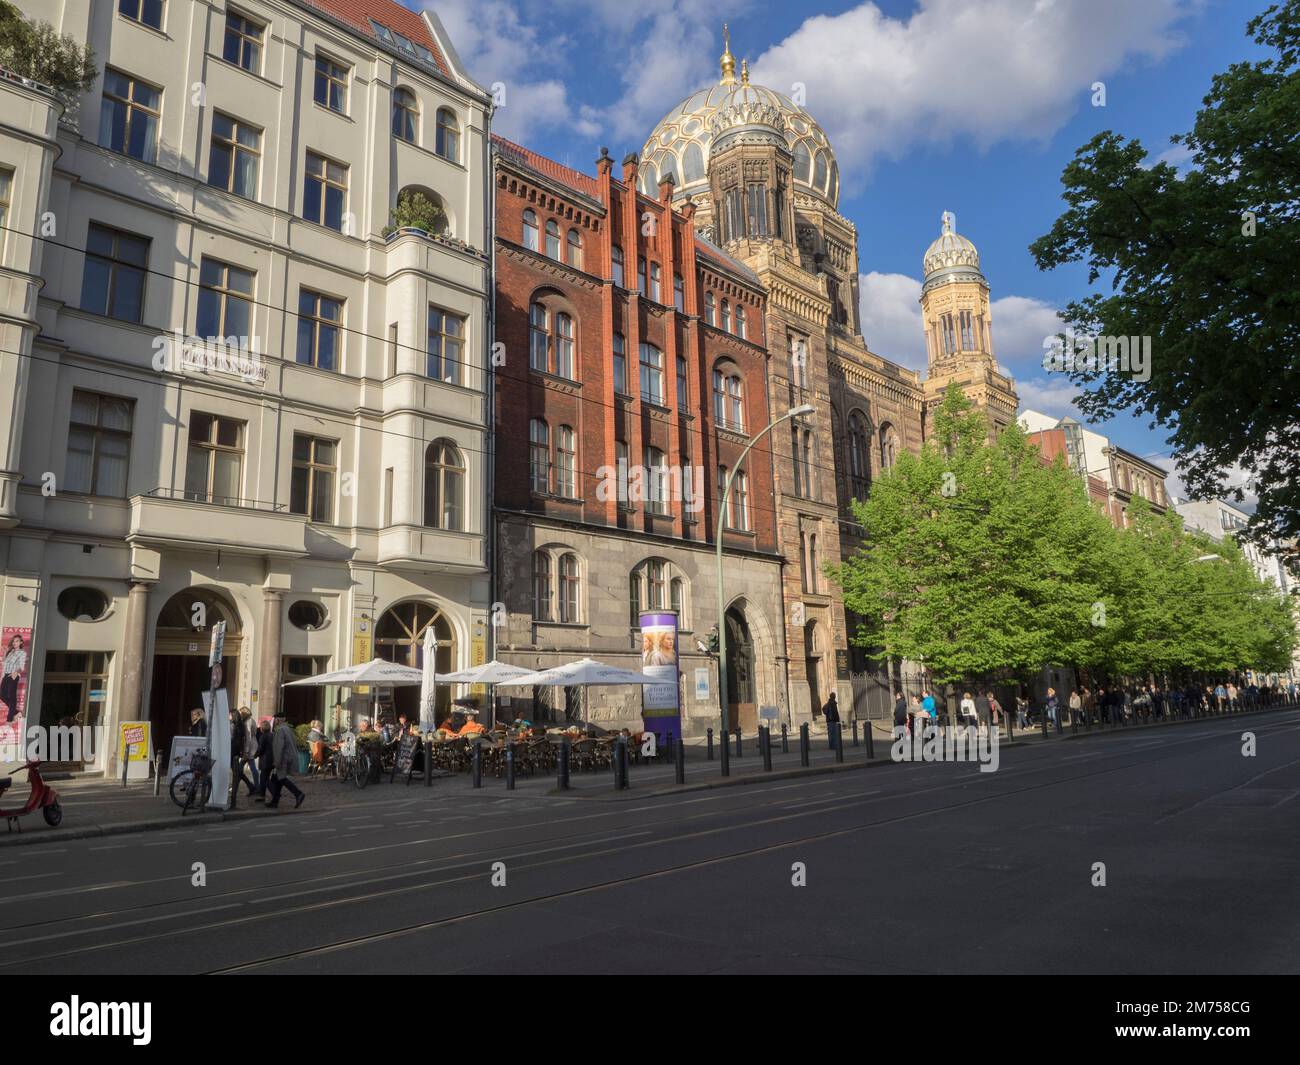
[1029,0,1300,555]
[0,1,97,109]
[383,191,448,238]
[834,389,1296,687]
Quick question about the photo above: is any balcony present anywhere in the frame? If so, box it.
[128,489,307,558]
[376,523,486,573]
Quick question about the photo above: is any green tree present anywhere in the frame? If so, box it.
[1029,0,1300,555]
[0,1,97,109]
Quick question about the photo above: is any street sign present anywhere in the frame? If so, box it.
[759,705,779,722]
[208,620,226,666]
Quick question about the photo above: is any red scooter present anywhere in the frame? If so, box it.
[0,760,62,831]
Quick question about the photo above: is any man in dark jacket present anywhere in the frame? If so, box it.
[253,720,273,802]
[228,708,256,808]
[893,692,908,734]
[267,714,305,809]
[974,691,991,730]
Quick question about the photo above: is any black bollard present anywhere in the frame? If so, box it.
[1071,710,1078,736]
[424,739,433,787]
[505,744,516,790]
[852,719,860,747]
[1055,710,1063,735]
[720,726,730,777]
[472,742,482,788]
[781,723,789,753]
[834,723,844,763]
[675,732,685,784]
[734,728,742,758]
[557,737,570,791]
[620,737,631,790]
[799,722,810,767]
[707,727,714,761]
[762,726,773,771]
[866,719,875,759]
[665,731,674,763]
[1041,712,1049,739]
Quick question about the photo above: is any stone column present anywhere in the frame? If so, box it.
[112,580,151,774]
[258,589,283,718]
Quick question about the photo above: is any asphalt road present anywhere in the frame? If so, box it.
[3,710,1298,974]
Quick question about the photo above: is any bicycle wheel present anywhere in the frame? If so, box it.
[169,770,195,810]
[354,750,371,789]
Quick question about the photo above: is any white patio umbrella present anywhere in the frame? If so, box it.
[283,657,425,726]
[435,660,536,729]
[501,658,656,727]
[418,628,439,733]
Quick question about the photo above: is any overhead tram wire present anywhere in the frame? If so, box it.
[0,222,858,487]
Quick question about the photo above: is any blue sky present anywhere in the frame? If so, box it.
[418,0,1270,493]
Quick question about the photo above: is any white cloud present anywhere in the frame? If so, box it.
[425,0,599,141]
[1015,376,1085,419]
[751,0,1192,189]
[989,294,1063,366]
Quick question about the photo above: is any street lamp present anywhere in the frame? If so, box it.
[715,404,815,773]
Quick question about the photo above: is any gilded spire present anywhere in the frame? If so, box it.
[720,23,736,85]
[740,58,749,85]
[942,210,955,234]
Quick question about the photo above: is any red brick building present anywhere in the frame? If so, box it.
[490,137,787,731]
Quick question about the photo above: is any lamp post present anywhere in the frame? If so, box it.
[716,404,815,768]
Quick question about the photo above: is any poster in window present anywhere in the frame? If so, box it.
[0,626,33,752]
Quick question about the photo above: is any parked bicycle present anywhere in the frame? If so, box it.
[169,750,213,814]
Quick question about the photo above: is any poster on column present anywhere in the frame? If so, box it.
[0,625,33,758]
[638,612,680,743]
[201,688,232,808]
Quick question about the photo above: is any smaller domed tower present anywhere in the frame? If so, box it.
[920,211,1018,435]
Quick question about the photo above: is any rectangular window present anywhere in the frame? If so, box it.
[314,55,349,113]
[556,426,576,498]
[196,258,253,342]
[65,390,133,497]
[611,245,624,288]
[637,256,647,297]
[99,68,160,164]
[81,223,148,323]
[788,333,808,389]
[616,440,629,505]
[646,558,666,605]
[208,112,261,198]
[639,343,664,406]
[612,333,627,395]
[644,447,669,515]
[290,434,336,523]
[673,274,684,312]
[0,168,10,250]
[676,356,688,410]
[304,151,348,231]
[184,412,244,505]
[223,11,264,72]
[383,467,394,526]
[649,263,662,303]
[296,289,342,371]
[427,307,464,384]
[118,0,163,30]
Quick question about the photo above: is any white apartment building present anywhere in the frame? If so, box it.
[0,0,493,770]
[1174,497,1293,594]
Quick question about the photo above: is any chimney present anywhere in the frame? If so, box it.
[658,172,676,205]
[595,146,612,178]
[621,152,639,186]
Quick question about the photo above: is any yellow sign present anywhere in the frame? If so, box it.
[353,614,372,695]
[471,618,487,695]
[117,721,151,761]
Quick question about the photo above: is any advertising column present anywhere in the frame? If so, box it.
[639,611,680,744]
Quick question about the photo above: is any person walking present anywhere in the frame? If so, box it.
[253,718,273,802]
[821,693,841,748]
[986,690,1003,733]
[267,714,305,809]
[1045,687,1060,729]
[974,690,991,735]
[959,691,977,729]
[1015,693,1029,730]
[893,691,909,736]
[239,707,259,794]
[1068,689,1082,728]
[228,707,256,808]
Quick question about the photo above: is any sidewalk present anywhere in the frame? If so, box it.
[3,702,1292,847]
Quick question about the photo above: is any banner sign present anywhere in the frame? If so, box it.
[0,625,33,751]
[639,611,680,741]
[117,720,153,781]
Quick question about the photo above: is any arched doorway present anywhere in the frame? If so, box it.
[149,588,243,756]
[805,620,825,717]
[725,605,756,732]
[374,601,455,724]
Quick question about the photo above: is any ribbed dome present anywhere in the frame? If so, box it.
[922,212,984,288]
[639,59,839,206]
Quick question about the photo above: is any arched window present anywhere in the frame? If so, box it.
[424,440,464,529]
[649,262,662,302]
[705,291,716,326]
[567,228,583,270]
[793,427,816,498]
[522,209,538,252]
[848,411,871,498]
[545,219,561,260]
[435,107,459,161]
[879,423,899,471]
[628,571,641,626]
[528,301,548,370]
[558,552,580,623]
[611,244,624,287]
[733,469,750,530]
[554,312,574,378]
[529,418,549,494]
[670,576,685,623]
[556,425,576,497]
[712,364,745,431]
[612,332,627,394]
[392,87,418,142]
[721,299,731,333]
[813,150,828,193]
[793,142,812,184]
[532,550,552,621]
[639,342,664,405]
[645,558,667,607]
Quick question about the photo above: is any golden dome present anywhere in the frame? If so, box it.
[922,211,984,288]
[638,33,839,207]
